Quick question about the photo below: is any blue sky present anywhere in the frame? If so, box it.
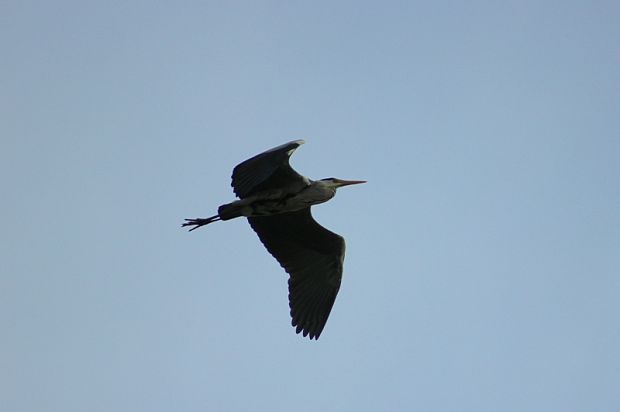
[2,1,619,411]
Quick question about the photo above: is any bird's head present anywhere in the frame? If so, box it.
[319,177,367,189]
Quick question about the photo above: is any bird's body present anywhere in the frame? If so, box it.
[183,140,365,339]
[218,178,337,220]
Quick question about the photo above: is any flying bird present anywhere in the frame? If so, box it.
[183,140,365,339]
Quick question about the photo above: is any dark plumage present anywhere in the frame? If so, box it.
[183,140,365,339]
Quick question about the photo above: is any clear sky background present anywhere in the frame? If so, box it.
[2,1,619,411]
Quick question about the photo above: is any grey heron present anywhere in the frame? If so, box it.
[183,140,365,339]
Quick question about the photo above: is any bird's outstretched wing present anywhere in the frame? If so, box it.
[248,209,345,340]
[231,140,306,199]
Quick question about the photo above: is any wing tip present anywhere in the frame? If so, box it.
[285,139,305,155]
[292,318,324,340]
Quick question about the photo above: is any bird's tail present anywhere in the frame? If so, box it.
[217,201,246,221]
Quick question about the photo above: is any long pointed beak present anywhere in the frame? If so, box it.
[336,179,367,187]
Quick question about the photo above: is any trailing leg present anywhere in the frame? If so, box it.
[182,215,221,231]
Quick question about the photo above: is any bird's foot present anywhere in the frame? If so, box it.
[182,216,220,231]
